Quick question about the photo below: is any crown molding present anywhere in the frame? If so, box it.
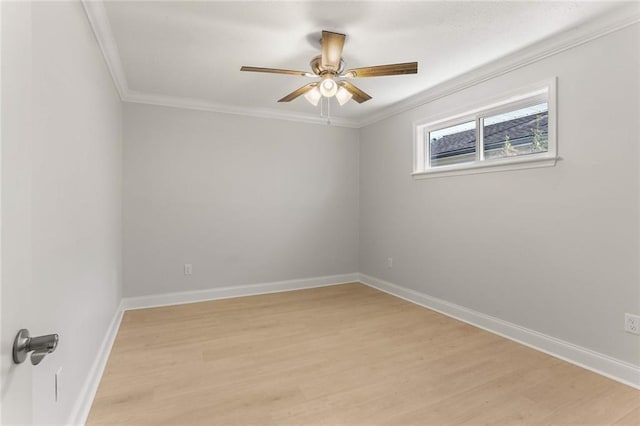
[357,3,640,128]
[81,0,128,99]
[83,0,638,130]
[124,90,361,128]
[81,0,359,128]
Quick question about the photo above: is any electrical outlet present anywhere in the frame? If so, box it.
[184,264,193,275]
[387,257,393,268]
[625,313,640,335]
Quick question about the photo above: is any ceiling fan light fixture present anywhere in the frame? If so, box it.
[319,77,338,97]
[240,29,417,105]
[336,86,353,106]
[304,86,322,106]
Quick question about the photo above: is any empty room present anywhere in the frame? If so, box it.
[1,0,639,425]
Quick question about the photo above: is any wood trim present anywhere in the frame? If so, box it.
[121,273,361,311]
[68,273,360,425]
[358,8,640,127]
[81,1,639,129]
[73,273,639,424]
[80,0,128,99]
[87,283,640,424]
[123,90,361,128]
[359,273,640,389]
[67,303,125,426]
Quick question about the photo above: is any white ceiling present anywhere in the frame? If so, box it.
[100,1,629,124]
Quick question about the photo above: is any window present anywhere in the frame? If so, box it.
[429,120,476,167]
[413,80,557,178]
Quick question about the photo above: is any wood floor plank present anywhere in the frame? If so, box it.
[87,283,639,425]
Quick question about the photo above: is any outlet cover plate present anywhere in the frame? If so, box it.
[624,313,640,335]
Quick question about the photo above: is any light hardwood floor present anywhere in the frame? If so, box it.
[87,283,639,425]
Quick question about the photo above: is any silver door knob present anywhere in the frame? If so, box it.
[12,329,59,365]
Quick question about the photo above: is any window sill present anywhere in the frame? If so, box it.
[412,155,559,179]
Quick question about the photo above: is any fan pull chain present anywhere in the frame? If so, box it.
[318,97,331,126]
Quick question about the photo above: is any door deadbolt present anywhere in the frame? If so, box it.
[13,329,59,365]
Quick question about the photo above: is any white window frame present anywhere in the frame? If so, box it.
[413,78,557,179]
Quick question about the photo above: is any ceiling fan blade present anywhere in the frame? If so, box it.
[278,83,318,102]
[321,31,346,72]
[337,81,372,104]
[343,62,418,78]
[241,66,310,77]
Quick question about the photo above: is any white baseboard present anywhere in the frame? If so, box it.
[68,273,358,425]
[67,302,124,426]
[121,273,360,311]
[359,273,640,390]
[68,272,638,426]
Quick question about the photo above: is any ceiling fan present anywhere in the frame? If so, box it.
[240,30,418,106]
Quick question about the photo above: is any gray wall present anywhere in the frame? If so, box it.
[2,2,123,424]
[359,24,639,365]
[123,104,359,297]
[2,4,636,424]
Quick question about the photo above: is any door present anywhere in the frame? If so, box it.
[1,1,34,424]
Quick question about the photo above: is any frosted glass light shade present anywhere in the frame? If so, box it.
[319,78,338,97]
[336,86,353,106]
[304,86,322,106]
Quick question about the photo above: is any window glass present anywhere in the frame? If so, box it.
[483,103,549,160]
[428,120,476,167]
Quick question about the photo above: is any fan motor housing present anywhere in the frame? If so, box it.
[310,55,345,76]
